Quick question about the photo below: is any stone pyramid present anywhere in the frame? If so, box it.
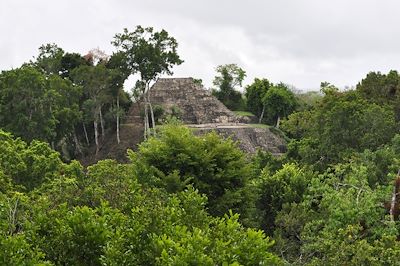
[149,78,245,124]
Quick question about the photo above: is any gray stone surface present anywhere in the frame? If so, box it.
[149,78,250,124]
[190,123,286,155]
[150,78,286,154]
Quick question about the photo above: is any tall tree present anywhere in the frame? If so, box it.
[356,70,400,104]
[0,66,58,142]
[60,52,90,79]
[245,78,271,122]
[212,64,246,110]
[106,52,131,144]
[112,26,183,138]
[34,43,64,75]
[47,74,83,155]
[262,83,297,127]
[71,63,112,155]
[356,70,400,120]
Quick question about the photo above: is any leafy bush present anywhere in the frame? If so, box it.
[134,124,252,216]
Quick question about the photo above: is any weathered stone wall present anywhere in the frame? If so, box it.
[191,124,287,155]
[149,78,247,124]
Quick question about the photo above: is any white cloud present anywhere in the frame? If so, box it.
[2,0,400,90]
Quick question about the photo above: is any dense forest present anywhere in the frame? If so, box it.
[1,26,400,265]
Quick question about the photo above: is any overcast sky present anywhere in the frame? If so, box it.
[2,0,400,90]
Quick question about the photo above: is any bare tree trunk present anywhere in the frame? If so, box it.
[143,96,149,140]
[99,107,105,141]
[390,170,400,222]
[83,122,90,145]
[259,105,265,124]
[94,115,99,155]
[390,183,396,222]
[147,89,156,136]
[73,131,83,156]
[276,116,281,128]
[7,198,19,235]
[116,94,120,144]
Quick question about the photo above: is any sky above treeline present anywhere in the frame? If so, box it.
[2,0,400,91]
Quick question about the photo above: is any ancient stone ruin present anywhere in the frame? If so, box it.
[149,78,246,124]
[86,77,286,164]
[149,78,286,155]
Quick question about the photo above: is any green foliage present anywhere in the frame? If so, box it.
[155,212,281,265]
[82,160,138,211]
[152,104,165,123]
[283,90,399,168]
[295,90,323,111]
[5,30,400,265]
[297,163,396,264]
[270,146,400,264]
[233,110,254,117]
[280,110,313,139]
[0,63,85,158]
[193,78,203,86]
[112,26,183,83]
[257,164,311,232]
[262,83,297,126]
[112,25,183,138]
[245,78,271,119]
[357,70,400,105]
[0,66,58,142]
[101,187,210,265]
[135,124,252,216]
[30,204,121,266]
[212,64,246,110]
[252,150,284,176]
[306,227,400,266]
[356,70,400,121]
[0,234,50,265]
[60,52,90,79]
[0,130,64,191]
[0,131,277,265]
[169,105,183,120]
[34,43,64,75]
[0,42,135,160]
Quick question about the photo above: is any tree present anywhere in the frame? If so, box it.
[356,70,400,120]
[283,90,399,169]
[154,212,281,265]
[71,63,113,155]
[34,43,64,75]
[60,52,90,79]
[133,124,253,217]
[356,70,400,105]
[262,83,297,127]
[257,163,310,232]
[245,78,272,122]
[298,163,398,265]
[212,64,246,110]
[295,90,323,111]
[47,74,83,155]
[106,52,131,144]
[0,129,64,191]
[0,234,49,265]
[112,26,183,138]
[0,66,58,143]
